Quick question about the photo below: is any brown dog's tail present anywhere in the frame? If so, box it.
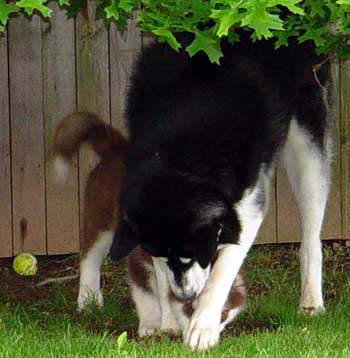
[52,112,126,184]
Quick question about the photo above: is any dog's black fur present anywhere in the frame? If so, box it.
[110,32,329,275]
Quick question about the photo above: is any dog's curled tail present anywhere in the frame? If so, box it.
[52,112,126,185]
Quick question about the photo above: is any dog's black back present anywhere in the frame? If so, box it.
[126,33,328,196]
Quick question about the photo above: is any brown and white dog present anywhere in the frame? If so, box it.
[52,112,246,336]
[53,112,126,310]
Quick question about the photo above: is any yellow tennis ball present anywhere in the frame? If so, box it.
[13,253,38,276]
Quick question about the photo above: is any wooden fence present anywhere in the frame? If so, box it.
[0,6,349,258]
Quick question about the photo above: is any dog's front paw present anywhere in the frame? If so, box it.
[138,325,159,337]
[299,287,324,316]
[183,310,220,351]
[299,304,325,316]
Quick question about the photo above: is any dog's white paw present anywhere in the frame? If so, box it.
[138,325,159,337]
[299,304,325,316]
[299,287,324,315]
[184,310,220,351]
[77,288,103,312]
[160,318,181,335]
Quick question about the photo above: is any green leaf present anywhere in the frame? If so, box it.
[267,0,305,15]
[0,0,19,26]
[210,8,242,37]
[298,27,328,47]
[152,28,181,51]
[117,331,127,350]
[274,28,298,48]
[16,0,52,17]
[186,28,223,64]
[105,0,119,20]
[241,6,284,39]
[57,0,70,5]
[119,0,134,13]
[227,29,240,43]
[337,0,350,4]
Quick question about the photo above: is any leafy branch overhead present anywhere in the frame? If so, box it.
[1,0,350,63]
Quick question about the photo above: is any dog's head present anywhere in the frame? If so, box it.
[110,168,240,300]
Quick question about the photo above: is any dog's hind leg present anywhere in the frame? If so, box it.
[282,117,331,314]
[78,230,113,311]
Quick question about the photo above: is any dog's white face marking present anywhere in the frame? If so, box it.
[166,260,211,300]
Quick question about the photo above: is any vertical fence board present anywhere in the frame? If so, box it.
[340,59,350,238]
[76,5,110,239]
[43,3,80,255]
[110,15,141,134]
[322,62,343,241]
[277,63,343,243]
[0,32,12,257]
[9,15,46,254]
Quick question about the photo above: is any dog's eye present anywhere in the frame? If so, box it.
[179,257,191,264]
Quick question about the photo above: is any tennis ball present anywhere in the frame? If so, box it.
[13,253,38,276]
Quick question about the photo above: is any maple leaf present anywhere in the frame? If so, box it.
[210,8,242,37]
[16,0,52,17]
[119,0,135,13]
[241,7,284,39]
[105,0,119,20]
[0,0,19,26]
[152,28,181,51]
[186,28,223,64]
[58,0,70,6]
[267,0,305,15]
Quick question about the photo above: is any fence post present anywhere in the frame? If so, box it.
[0,31,12,257]
[340,59,350,239]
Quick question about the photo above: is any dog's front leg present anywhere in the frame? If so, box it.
[153,258,181,334]
[184,186,265,351]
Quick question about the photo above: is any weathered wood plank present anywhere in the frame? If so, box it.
[110,15,142,134]
[0,31,13,257]
[76,4,110,239]
[9,15,46,254]
[42,3,80,255]
[340,59,350,239]
[277,63,343,243]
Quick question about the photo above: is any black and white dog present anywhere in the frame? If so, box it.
[110,32,332,351]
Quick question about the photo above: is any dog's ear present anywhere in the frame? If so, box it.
[109,219,139,261]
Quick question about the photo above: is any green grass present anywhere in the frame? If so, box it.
[0,244,349,357]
